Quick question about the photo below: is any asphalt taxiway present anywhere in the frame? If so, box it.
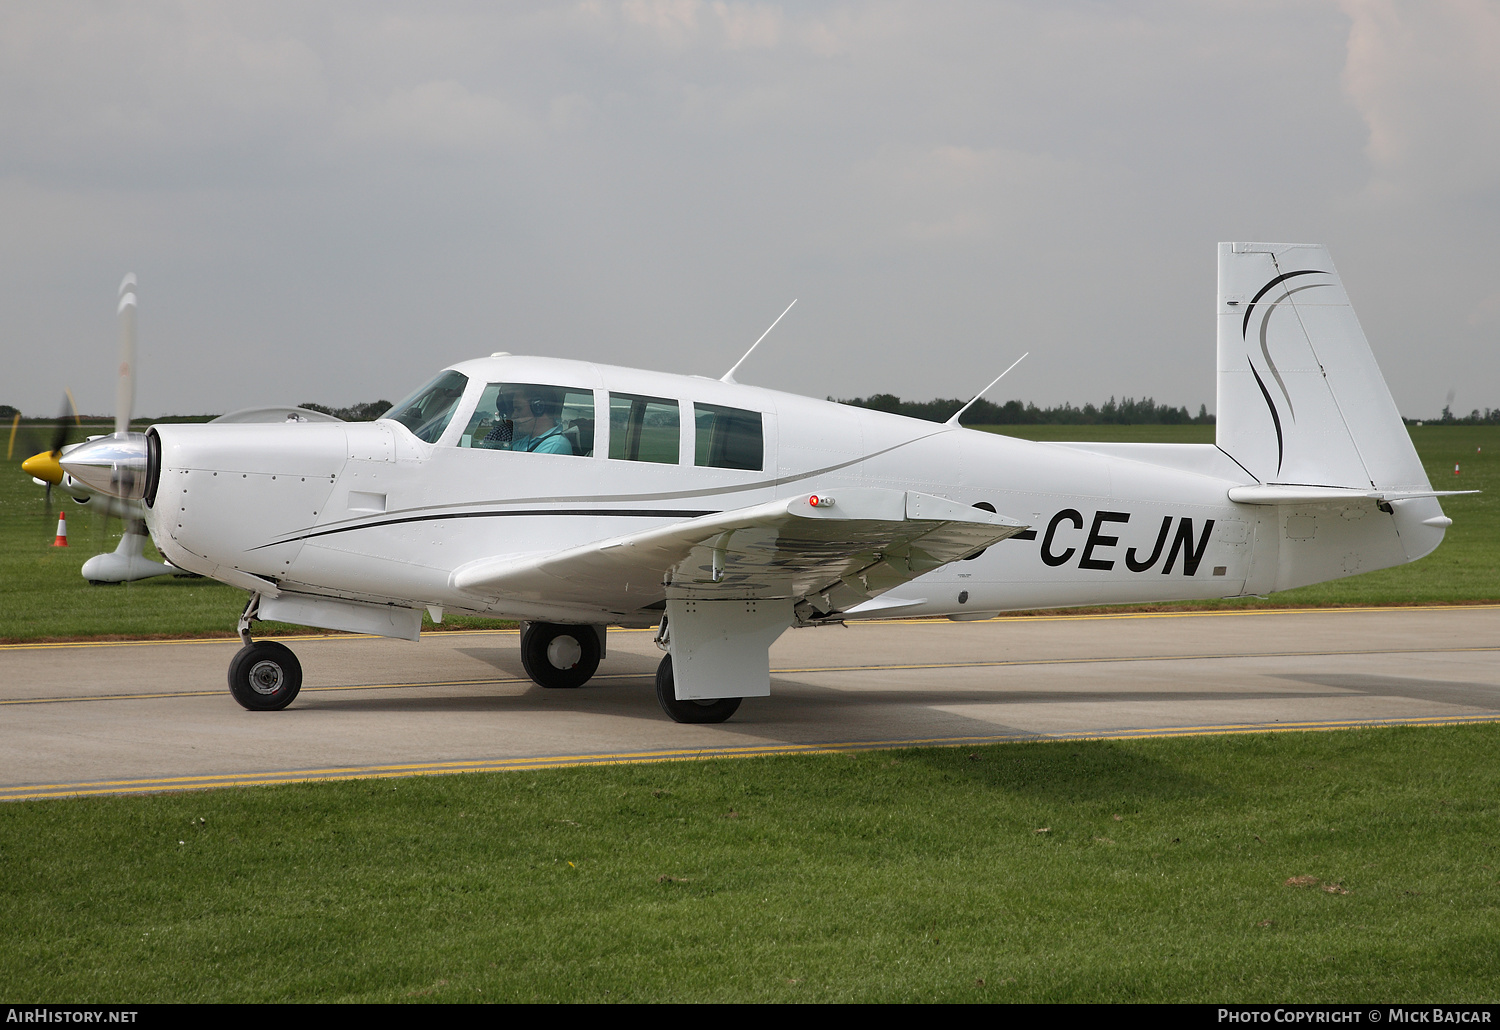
[3,606,1498,800]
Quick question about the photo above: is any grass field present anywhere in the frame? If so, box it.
[1,724,1496,1002]
[2,425,1495,641]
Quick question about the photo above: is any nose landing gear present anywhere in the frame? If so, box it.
[228,593,302,711]
[228,639,303,711]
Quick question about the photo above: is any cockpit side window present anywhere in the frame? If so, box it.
[694,403,764,471]
[609,393,680,464]
[459,383,595,456]
[381,370,470,443]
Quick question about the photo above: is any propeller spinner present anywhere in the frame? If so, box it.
[18,394,81,514]
[57,432,150,500]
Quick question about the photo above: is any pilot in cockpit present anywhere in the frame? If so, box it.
[484,386,575,455]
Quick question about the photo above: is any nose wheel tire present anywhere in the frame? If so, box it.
[654,654,742,724]
[228,640,303,711]
[520,623,601,689]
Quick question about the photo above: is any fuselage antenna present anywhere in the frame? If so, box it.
[945,352,1029,426]
[721,299,797,383]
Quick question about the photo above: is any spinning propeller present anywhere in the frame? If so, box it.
[61,277,151,502]
[12,276,172,582]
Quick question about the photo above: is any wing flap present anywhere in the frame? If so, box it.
[450,488,1026,615]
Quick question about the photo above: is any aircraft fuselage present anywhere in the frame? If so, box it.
[143,353,1438,629]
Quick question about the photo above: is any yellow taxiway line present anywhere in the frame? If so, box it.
[3,712,1496,802]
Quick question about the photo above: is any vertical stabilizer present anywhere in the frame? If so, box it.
[1216,243,1429,492]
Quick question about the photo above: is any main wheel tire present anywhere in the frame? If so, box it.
[654,654,742,724]
[228,640,303,711]
[520,623,601,689]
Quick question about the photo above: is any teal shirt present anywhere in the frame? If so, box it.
[512,425,573,455]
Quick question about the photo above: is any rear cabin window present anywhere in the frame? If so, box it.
[694,403,764,471]
[609,393,680,464]
[458,383,595,456]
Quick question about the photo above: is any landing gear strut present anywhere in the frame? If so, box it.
[227,593,302,711]
[520,622,601,689]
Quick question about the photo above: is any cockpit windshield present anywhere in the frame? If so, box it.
[381,370,469,443]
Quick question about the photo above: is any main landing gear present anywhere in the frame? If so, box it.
[654,654,742,724]
[650,607,749,725]
[520,622,602,689]
[228,594,302,711]
[520,619,744,723]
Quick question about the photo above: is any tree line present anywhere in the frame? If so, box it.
[1417,406,1500,426]
[834,394,1215,426]
[26,396,1500,426]
[298,400,393,421]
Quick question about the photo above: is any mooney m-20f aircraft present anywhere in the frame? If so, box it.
[61,244,1465,723]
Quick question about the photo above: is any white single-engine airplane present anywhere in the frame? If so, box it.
[61,244,1467,723]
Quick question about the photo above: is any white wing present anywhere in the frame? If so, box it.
[450,488,1027,617]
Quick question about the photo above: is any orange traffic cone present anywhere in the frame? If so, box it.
[1454,463,1461,476]
[52,511,69,547]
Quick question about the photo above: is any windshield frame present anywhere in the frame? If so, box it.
[379,369,472,444]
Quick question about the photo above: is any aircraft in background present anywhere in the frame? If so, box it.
[61,244,1471,723]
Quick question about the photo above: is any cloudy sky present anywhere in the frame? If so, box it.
[3,1,1497,419]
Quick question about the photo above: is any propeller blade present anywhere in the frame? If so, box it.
[6,413,17,461]
[48,393,76,457]
[116,275,137,437]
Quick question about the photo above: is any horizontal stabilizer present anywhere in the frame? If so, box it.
[1227,485,1478,505]
[210,406,345,424]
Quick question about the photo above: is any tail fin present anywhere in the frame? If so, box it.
[1215,242,1430,492]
